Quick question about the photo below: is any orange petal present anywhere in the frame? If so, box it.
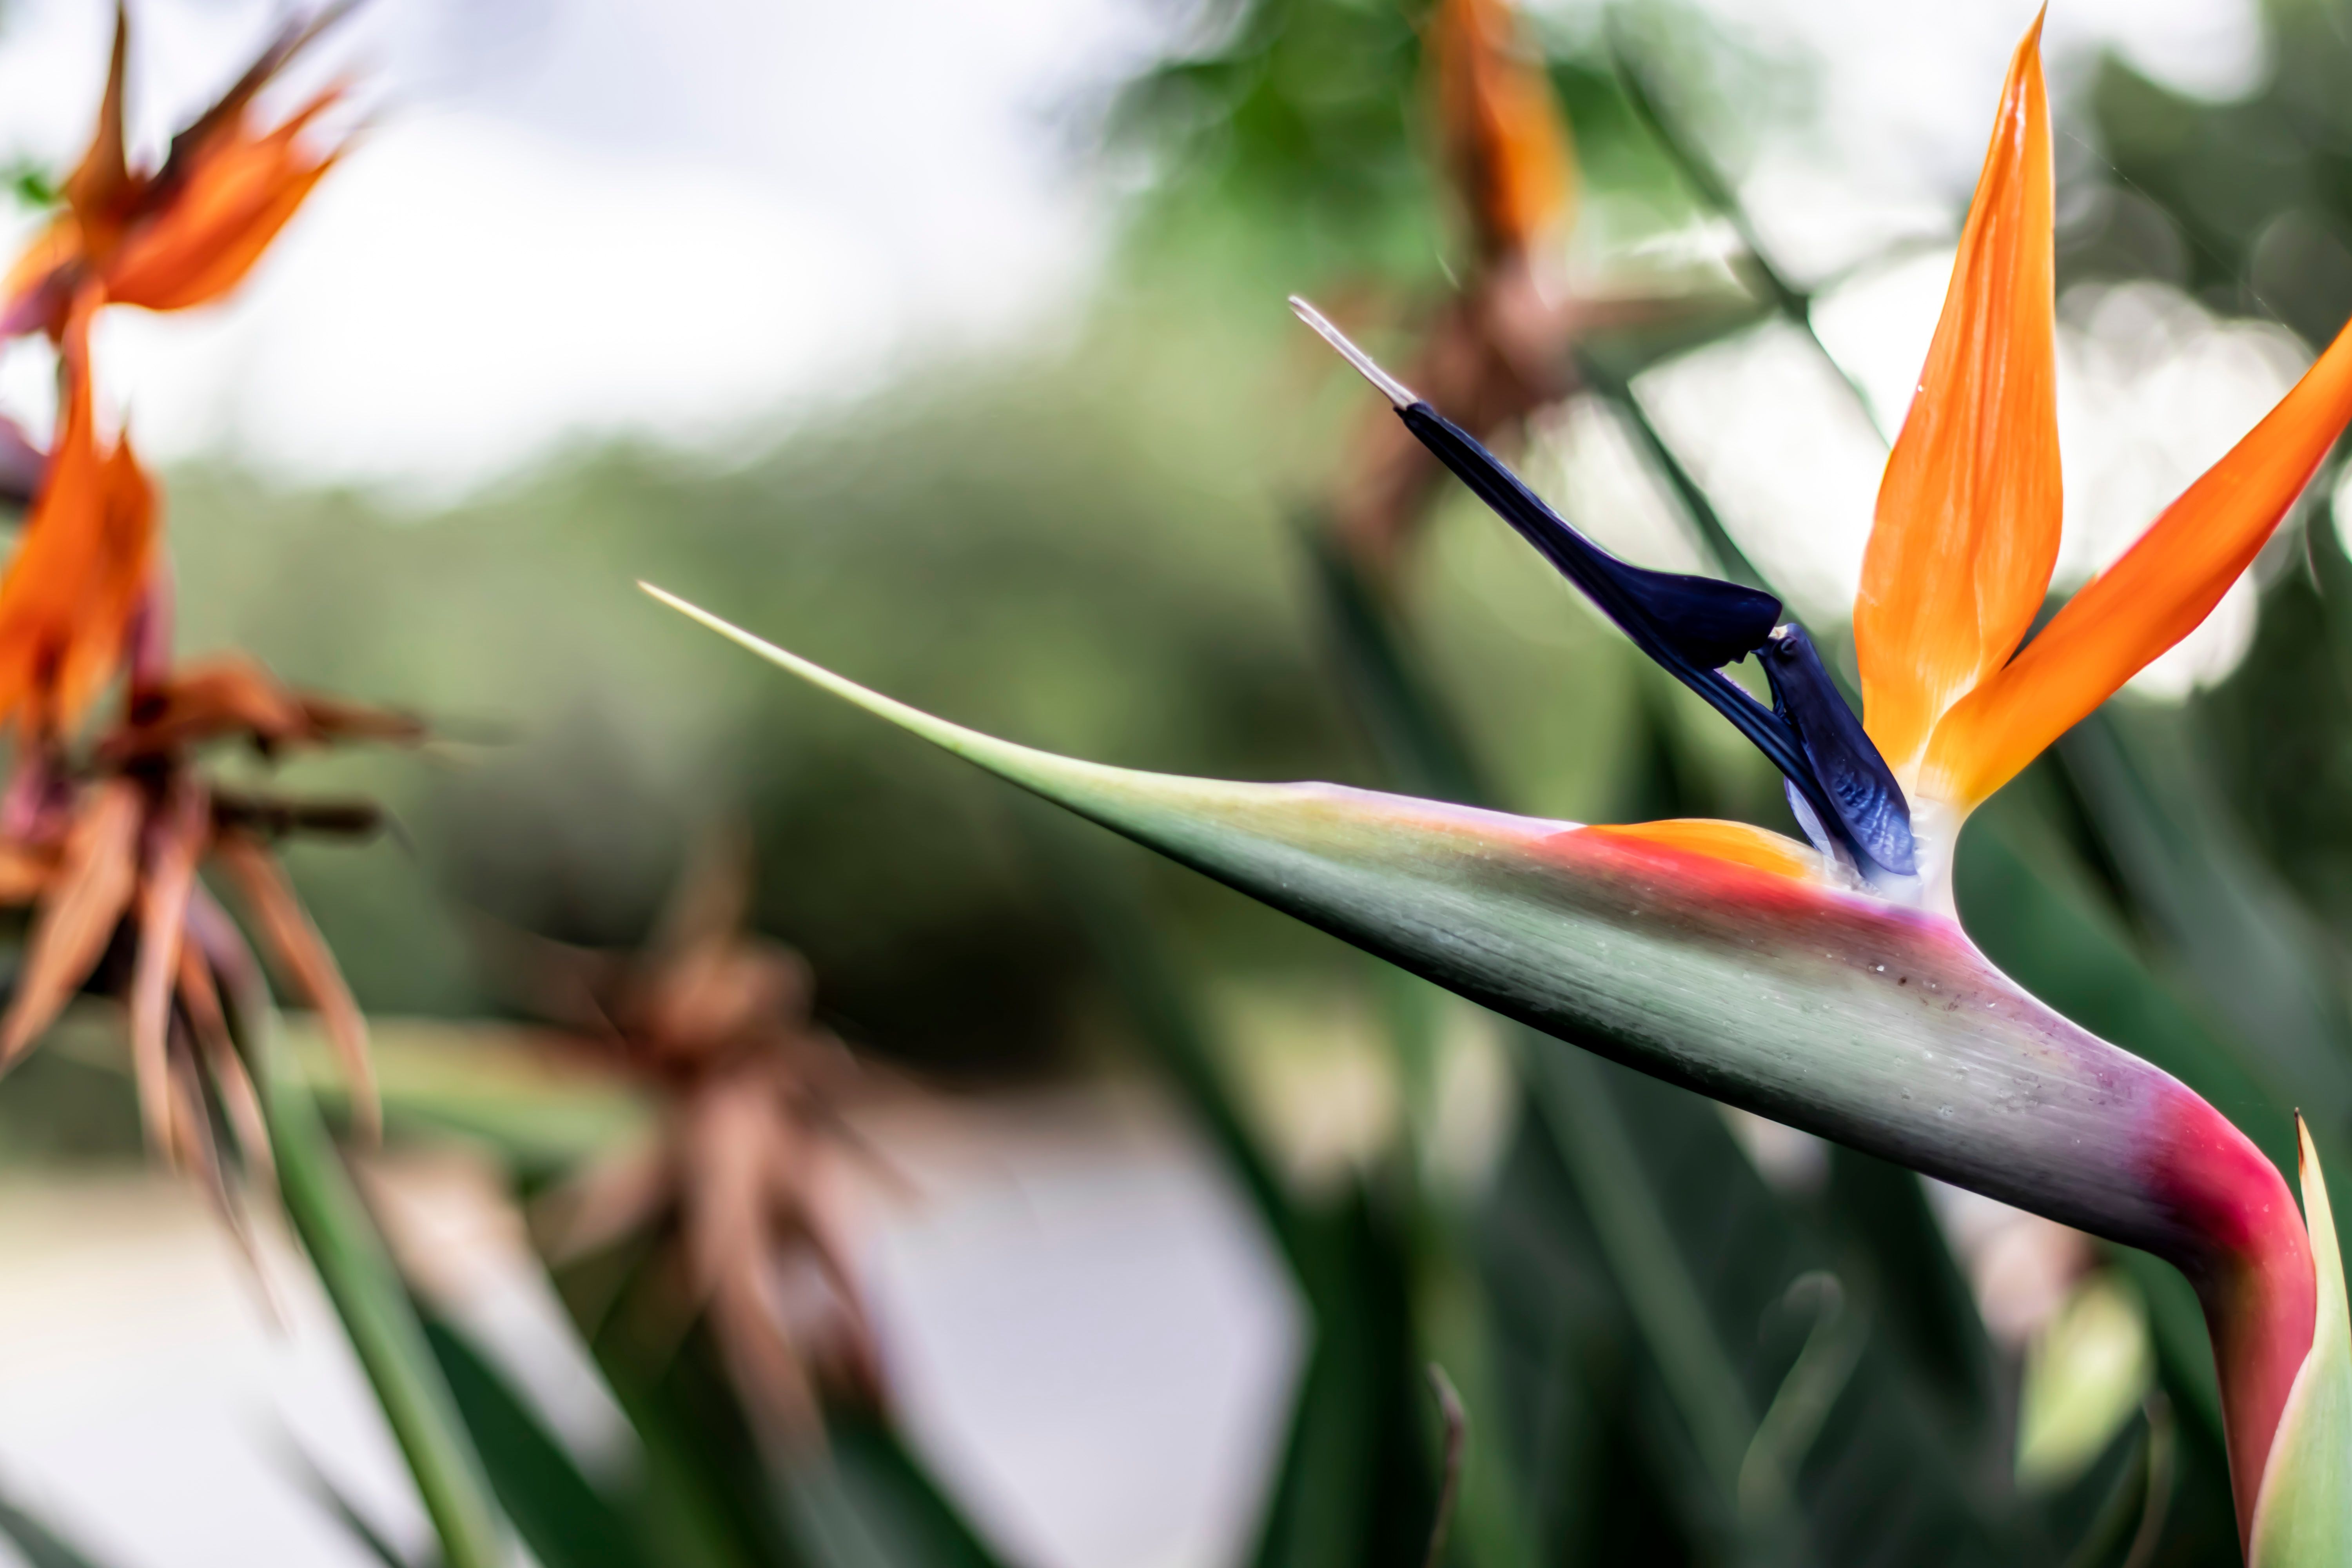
[0,840,60,904]
[1576,818,1824,881]
[1854,14,2059,788]
[1429,0,1575,260]
[0,779,141,1067]
[1927,307,2352,807]
[63,433,157,714]
[0,292,156,736]
[2,218,84,337]
[62,5,134,248]
[0,297,103,730]
[104,96,341,314]
[162,6,348,181]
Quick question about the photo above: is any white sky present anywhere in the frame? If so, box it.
[0,0,2281,506]
[0,0,1158,495]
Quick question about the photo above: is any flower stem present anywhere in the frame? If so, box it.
[244,995,510,1568]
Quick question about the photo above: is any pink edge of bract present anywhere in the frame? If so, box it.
[2151,1086,2316,1547]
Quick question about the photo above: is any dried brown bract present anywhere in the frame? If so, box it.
[512,841,887,1452]
[0,653,420,1212]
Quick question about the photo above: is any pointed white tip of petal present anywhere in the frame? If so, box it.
[1288,295,1417,409]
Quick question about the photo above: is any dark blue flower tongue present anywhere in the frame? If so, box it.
[1759,626,1917,876]
[1406,401,1915,876]
[1285,296,1918,878]
[1394,403,1870,859]
[1397,404,1779,670]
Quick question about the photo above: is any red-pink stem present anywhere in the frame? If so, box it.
[2150,1090,2316,1548]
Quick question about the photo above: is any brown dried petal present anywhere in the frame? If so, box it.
[107,653,310,759]
[680,1074,777,1302]
[179,941,274,1194]
[294,691,425,746]
[648,822,754,967]
[637,941,811,1066]
[535,1136,675,1264]
[165,1020,269,1278]
[0,779,141,1066]
[209,791,385,842]
[212,831,379,1139]
[130,774,208,1151]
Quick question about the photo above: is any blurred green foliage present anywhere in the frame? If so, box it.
[160,292,1701,1071]
[17,0,2352,1565]
[2078,1,2352,345]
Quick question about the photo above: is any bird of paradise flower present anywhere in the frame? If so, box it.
[653,18,2352,1560]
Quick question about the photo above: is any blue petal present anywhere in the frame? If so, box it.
[1394,401,1917,878]
[1759,626,1917,876]
[1399,405,1781,669]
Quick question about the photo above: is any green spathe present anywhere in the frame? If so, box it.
[642,586,2236,1261]
[2251,1120,2352,1565]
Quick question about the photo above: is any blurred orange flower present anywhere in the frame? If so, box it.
[2,3,353,339]
[0,290,155,739]
[0,0,402,1236]
[1330,0,1588,580]
[1429,0,1575,263]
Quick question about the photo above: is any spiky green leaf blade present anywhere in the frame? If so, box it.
[2249,1120,2352,1565]
[419,1316,648,1568]
[824,1412,1010,1568]
[287,1451,421,1568]
[645,588,2276,1263]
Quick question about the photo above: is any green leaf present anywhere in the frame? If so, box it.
[2055,712,2352,1179]
[285,1452,420,1568]
[2250,1118,2352,1565]
[1250,1189,1436,1568]
[282,1016,653,1172]
[823,1413,1009,1568]
[419,1316,648,1568]
[0,1483,110,1568]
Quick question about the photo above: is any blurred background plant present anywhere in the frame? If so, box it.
[1,0,2351,1565]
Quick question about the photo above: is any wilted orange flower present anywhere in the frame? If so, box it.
[0,653,419,1216]
[2,3,353,339]
[0,0,397,1239]
[515,843,884,1450]
[0,289,155,739]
